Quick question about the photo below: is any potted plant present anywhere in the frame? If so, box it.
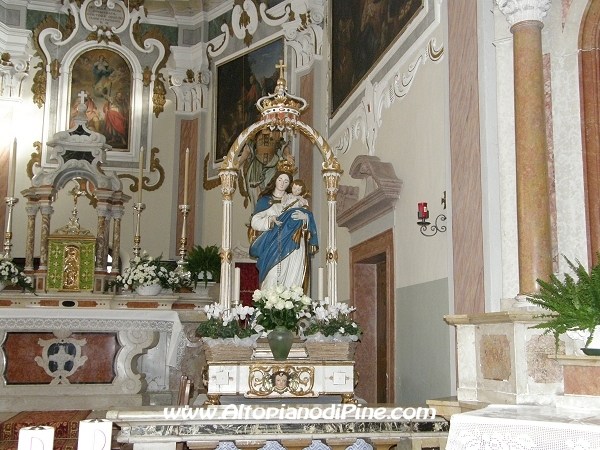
[111,252,190,295]
[528,254,600,353]
[301,301,362,361]
[0,257,34,292]
[184,244,221,288]
[196,303,258,361]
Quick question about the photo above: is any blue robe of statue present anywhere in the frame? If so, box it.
[249,195,318,286]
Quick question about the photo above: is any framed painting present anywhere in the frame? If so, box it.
[70,48,132,151]
[331,0,424,115]
[214,38,285,163]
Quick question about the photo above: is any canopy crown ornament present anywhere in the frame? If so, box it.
[256,60,308,130]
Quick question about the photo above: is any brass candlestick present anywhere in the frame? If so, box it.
[132,202,145,260]
[3,196,19,259]
[175,204,191,274]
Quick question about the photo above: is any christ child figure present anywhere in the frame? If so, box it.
[282,179,309,212]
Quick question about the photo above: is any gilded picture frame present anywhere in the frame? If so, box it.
[70,48,132,151]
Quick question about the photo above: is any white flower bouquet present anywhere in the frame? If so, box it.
[252,284,312,334]
[0,257,33,291]
[112,253,190,292]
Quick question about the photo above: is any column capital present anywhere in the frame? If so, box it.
[496,0,552,26]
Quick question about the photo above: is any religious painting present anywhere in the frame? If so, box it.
[70,48,132,151]
[214,38,285,163]
[331,0,424,114]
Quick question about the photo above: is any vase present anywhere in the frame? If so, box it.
[267,326,295,361]
[135,284,162,296]
[0,281,4,292]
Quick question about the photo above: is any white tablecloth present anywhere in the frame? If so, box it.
[446,405,600,450]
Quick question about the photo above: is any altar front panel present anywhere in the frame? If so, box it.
[0,308,184,411]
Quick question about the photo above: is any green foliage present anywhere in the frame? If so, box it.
[528,254,600,348]
[195,303,255,339]
[302,301,362,340]
[184,244,221,287]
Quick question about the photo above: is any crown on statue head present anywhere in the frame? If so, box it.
[277,159,297,176]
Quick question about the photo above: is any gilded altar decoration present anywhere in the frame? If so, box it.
[247,364,315,397]
[47,188,96,292]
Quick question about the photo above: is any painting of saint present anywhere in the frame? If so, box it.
[331,0,424,114]
[70,49,132,150]
[214,38,284,162]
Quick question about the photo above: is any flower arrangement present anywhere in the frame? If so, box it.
[302,301,362,342]
[0,257,34,292]
[111,253,190,292]
[196,303,256,339]
[252,285,312,334]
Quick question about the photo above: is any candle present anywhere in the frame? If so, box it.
[17,426,54,450]
[234,267,241,304]
[183,148,190,205]
[7,138,16,198]
[137,147,144,203]
[78,419,112,450]
[318,267,324,301]
[418,202,428,220]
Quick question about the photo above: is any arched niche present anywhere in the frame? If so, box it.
[217,76,342,308]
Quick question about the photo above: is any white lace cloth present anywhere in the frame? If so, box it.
[446,405,600,450]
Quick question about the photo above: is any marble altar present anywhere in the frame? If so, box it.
[0,307,185,411]
[107,404,449,450]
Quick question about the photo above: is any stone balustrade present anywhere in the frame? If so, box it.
[107,404,449,450]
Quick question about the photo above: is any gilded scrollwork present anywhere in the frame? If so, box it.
[118,147,165,195]
[153,74,167,118]
[247,364,315,397]
[27,142,42,180]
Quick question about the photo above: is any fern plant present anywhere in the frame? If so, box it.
[184,244,221,288]
[528,254,600,348]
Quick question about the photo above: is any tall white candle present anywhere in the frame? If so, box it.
[183,148,190,205]
[137,147,144,203]
[318,267,324,301]
[234,267,241,304]
[8,138,16,198]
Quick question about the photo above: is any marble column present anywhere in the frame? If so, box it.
[112,207,124,273]
[24,203,39,271]
[497,0,553,295]
[323,170,341,305]
[219,168,238,308]
[39,204,54,269]
[95,209,109,271]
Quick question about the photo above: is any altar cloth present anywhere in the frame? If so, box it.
[446,404,600,450]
